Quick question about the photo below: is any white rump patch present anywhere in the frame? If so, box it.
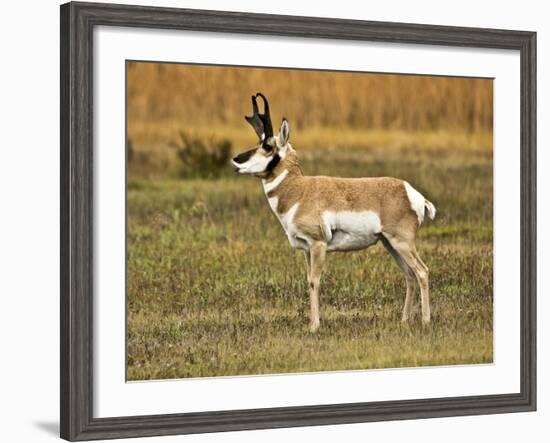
[322,210,382,252]
[404,181,431,224]
[263,169,288,194]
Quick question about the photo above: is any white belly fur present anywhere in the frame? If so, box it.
[266,197,381,252]
[323,210,382,251]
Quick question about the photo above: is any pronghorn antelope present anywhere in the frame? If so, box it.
[232,93,436,332]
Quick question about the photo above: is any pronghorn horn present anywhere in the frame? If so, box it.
[244,93,273,141]
[245,96,264,140]
[251,94,260,115]
[255,93,273,139]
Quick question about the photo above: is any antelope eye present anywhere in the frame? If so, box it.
[263,143,273,152]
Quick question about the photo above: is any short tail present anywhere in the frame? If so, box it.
[403,181,436,224]
[425,199,436,220]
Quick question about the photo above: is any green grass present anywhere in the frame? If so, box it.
[127,147,493,380]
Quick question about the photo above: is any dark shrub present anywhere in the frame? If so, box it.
[171,131,232,179]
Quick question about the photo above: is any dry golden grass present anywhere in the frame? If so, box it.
[128,62,492,133]
[127,62,492,178]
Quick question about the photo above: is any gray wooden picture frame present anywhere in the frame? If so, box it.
[60,2,537,441]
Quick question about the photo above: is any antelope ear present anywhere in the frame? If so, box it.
[278,119,290,147]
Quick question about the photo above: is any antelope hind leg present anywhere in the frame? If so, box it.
[380,235,417,323]
[383,233,430,325]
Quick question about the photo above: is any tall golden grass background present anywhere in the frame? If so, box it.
[127,62,492,177]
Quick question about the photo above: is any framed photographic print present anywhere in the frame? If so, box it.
[60,1,536,441]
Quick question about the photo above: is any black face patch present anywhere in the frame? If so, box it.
[232,147,256,165]
[266,153,281,172]
[262,142,274,153]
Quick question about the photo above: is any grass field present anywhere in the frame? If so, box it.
[127,144,493,381]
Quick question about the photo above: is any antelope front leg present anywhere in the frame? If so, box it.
[308,242,326,332]
[304,250,312,285]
